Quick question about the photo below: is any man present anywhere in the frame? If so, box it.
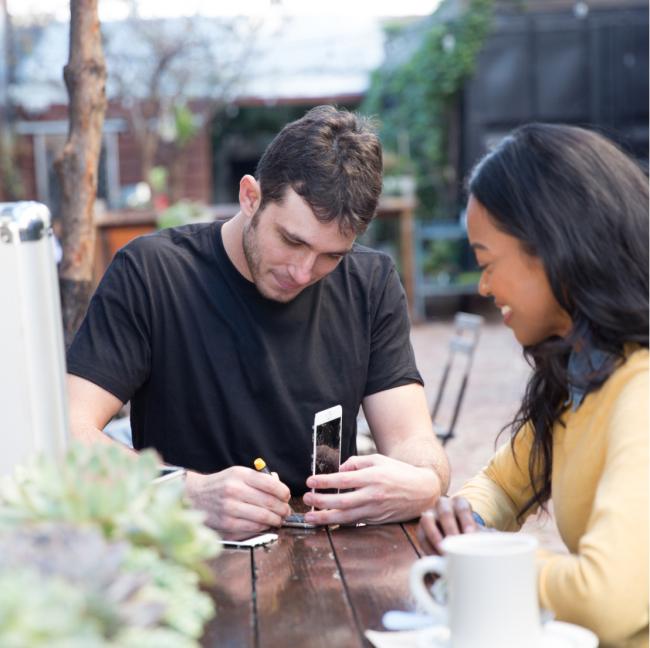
[67,105,449,538]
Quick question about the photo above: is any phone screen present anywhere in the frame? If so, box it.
[313,416,341,494]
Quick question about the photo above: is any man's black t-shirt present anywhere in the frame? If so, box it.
[67,221,422,493]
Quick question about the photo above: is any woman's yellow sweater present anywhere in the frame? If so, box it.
[457,348,648,648]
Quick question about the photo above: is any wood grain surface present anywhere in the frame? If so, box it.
[328,522,420,634]
[201,519,424,647]
[202,549,255,648]
[256,526,363,648]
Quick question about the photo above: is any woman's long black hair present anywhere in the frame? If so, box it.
[468,123,649,519]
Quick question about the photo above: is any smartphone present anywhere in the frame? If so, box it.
[152,466,186,484]
[311,404,342,496]
[282,512,316,529]
[220,532,278,548]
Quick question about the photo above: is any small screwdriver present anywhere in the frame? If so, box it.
[254,457,273,475]
[253,457,296,517]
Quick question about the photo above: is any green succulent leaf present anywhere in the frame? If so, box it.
[0,443,222,645]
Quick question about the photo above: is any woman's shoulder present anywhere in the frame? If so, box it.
[568,347,647,433]
[612,346,649,385]
[599,346,648,430]
[601,350,648,472]
[623,344,648,365]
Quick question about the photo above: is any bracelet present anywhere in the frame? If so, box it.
[472,511,486,527]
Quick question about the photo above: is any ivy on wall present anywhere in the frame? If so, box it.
[363,0,494,219]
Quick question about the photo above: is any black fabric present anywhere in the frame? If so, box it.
[67,221,422,494]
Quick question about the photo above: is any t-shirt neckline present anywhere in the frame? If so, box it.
[210,218,318,309]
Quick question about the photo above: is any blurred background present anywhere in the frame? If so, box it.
[1,0,647,318]
[1,0,648,545]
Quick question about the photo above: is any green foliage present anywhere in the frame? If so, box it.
[422,239,462,277]
[0,565,110,648]
[125,547,215,638]
[363,0,494,217]
[0,444,221,646]
[157,200,213,230]
[173,104,199,148]
[0,561,201,648]
[148,166,169,194]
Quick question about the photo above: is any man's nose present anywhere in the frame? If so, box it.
[288,252,316,285]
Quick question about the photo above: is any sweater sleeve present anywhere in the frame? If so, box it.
[455,425,538,532]
[536,371,649,646]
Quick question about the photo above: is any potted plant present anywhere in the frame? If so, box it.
[0,444,221,646]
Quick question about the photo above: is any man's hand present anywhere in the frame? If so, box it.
[301,454,442,526]
[185,466,291,540]
[416,496,479,554]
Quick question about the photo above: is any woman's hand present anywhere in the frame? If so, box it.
[416,496,480,554]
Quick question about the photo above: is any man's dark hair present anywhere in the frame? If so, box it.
[468,123,649,520]
[255,105,383,236]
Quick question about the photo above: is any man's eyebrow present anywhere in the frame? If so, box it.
[470,242,488,251]
[279,226,311,246]
[279,226,353,256]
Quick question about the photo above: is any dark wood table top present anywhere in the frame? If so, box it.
[201,519,424,647]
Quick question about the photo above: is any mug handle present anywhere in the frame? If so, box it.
[409,556,448,622]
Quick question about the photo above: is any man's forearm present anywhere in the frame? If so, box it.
[66,374,132,452]
[385,436,451,494]
[70,421,137,454]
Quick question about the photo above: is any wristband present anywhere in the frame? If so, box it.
[472,511,486,527]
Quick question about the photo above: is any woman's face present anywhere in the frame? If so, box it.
[466,194,572,346]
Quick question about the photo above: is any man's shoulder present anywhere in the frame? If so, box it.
[335,243,398,292]
[345,242,395,273]
[119,222,220,263]
[321,243,401,313]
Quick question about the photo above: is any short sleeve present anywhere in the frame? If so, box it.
[364,265,422,396]
[66,249,152,402]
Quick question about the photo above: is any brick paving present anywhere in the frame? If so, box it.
[410,310,565,552]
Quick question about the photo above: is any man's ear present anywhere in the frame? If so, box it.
[239,175,262,218]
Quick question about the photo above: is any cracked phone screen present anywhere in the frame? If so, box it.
[312,417,341,495]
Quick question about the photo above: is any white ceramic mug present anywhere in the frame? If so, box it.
[410,532,542,648]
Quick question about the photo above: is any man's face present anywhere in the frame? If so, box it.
[242,188,356,303]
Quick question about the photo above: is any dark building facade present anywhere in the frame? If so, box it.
[460,0,648,176]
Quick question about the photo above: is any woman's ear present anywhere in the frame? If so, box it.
[239,175,262,218]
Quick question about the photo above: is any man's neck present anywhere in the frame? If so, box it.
[221,213,253,281]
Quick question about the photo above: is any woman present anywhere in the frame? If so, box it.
[418,124,648,648]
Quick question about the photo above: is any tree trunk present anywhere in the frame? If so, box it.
[55,0,107,349]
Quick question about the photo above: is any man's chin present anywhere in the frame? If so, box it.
[256,282,301,303]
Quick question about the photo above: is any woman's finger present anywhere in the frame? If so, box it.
[417,509,444,554]
[452,497,479,533]
[434,496,462,537]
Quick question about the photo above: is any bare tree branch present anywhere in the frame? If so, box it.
[102,11,262,190]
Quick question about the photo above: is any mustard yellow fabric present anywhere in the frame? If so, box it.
[457,349,649,648]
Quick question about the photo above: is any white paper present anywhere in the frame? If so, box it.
[220,532,279,547]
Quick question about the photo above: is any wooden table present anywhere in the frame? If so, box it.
[201,519,423,647]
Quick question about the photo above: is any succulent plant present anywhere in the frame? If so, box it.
[0,444,220,573]
[0,443,221,646]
